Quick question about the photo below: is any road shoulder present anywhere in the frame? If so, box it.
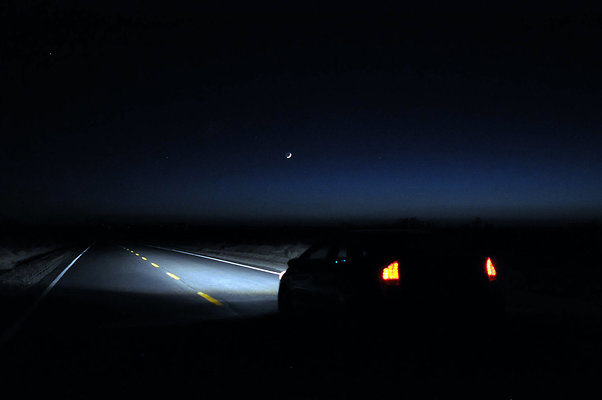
[0,244,89,341]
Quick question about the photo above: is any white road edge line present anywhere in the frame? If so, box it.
[145,244,281,275]
[41,242,95,298]
[0,242,95,346]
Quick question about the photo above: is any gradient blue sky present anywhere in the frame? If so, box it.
[2,2,601,223]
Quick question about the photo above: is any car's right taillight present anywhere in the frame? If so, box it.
[381,261,400,286]
[485,257,497,281]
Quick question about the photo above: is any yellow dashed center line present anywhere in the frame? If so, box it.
[198,292,222,306]
[166,272,180,280]
[120,246,221,307]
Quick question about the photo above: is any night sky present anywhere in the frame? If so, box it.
[2,2,601,224]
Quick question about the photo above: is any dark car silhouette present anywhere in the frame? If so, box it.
[278,230,505,319]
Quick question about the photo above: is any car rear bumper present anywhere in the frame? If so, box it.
[378,280,505,316]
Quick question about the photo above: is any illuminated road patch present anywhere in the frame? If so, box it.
[119,244,277,313]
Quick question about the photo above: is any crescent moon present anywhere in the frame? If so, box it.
[286,152,292,159]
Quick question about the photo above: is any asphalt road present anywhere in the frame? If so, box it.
[38,242,282,327]
[2,241,601,399]
[1,243,285,395]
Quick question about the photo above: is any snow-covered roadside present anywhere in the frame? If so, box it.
[150,241,311,272]
[0,245,66,271]
[0,249,76,293]
[0,235,80,296]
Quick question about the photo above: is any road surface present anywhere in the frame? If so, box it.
[1,242,289,396]
[1,241,599,399]
[35,242,282,327]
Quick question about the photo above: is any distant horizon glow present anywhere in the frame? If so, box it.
[2,5,601,225]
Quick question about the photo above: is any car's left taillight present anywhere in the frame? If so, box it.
[485,257,497,282]
[381,261,400,286]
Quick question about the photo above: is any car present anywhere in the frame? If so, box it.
[277,229,505,320]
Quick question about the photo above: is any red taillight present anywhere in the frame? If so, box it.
[486,257,497,281]
[382,261,400,286]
